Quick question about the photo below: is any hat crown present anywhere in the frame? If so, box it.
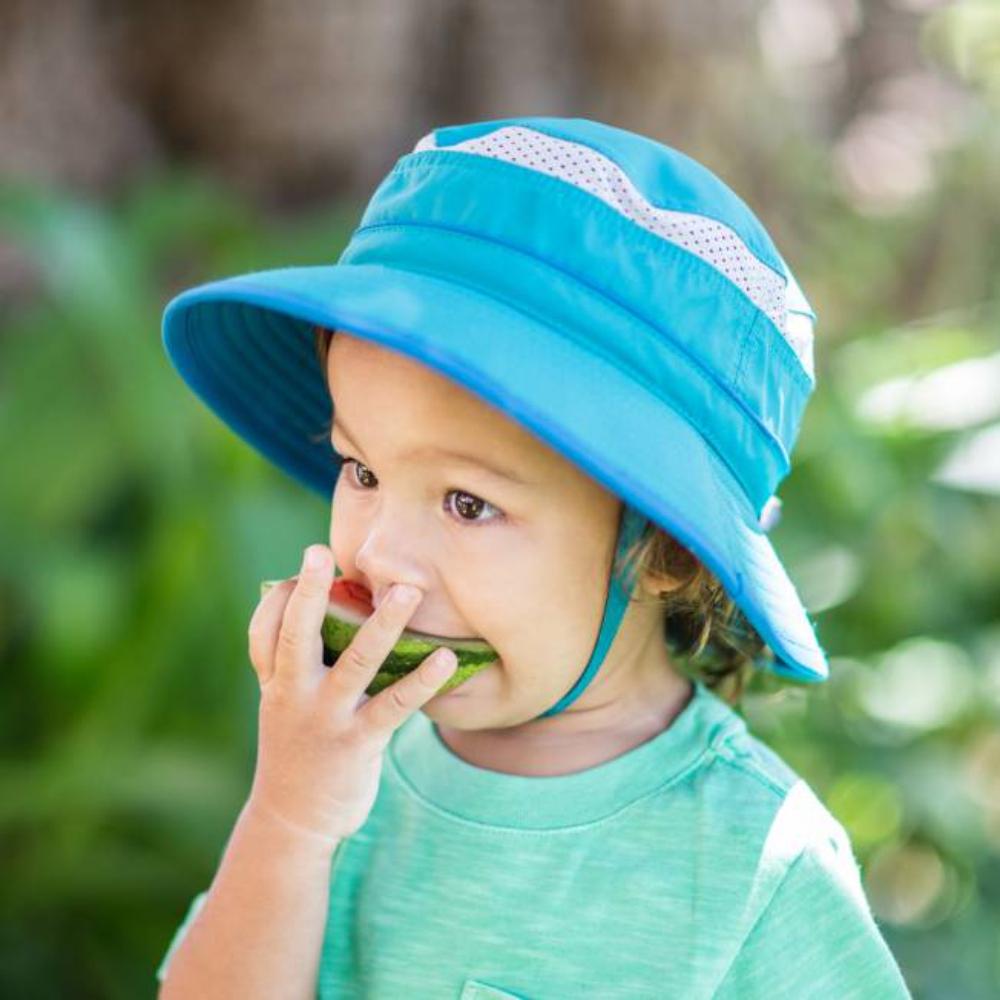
[339,116,817,521]
[413,118,816,382]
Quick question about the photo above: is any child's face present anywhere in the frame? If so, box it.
[326,330,677,734]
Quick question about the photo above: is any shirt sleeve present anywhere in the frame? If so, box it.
[155,890,209,984]
[713,832,913,999]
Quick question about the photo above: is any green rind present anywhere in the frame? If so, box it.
[260,579,498,696]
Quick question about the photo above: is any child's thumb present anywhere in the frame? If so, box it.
[248,577,296,687]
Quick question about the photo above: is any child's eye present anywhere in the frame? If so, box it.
[338,457,504,527]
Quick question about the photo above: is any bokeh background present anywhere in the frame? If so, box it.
[2,1,999,996]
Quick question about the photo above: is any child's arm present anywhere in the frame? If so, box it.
[157,798,338,999]
[157,546,456,996]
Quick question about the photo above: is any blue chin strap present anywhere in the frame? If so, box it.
[538,504,650,718]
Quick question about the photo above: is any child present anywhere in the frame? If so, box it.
[155,117,912,997]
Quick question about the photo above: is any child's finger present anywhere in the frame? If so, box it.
[275,545,335,685]
[247,577,297,686]
[318,582,424,716]
[357,646,457,744]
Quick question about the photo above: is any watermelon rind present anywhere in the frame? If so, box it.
[260,579,497,695]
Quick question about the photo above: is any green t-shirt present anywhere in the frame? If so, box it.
[157,679,912,998]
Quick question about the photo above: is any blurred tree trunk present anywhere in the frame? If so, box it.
[1,0,777,206]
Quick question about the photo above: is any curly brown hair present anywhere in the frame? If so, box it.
[312,324,774,708]
[611,525,773,707]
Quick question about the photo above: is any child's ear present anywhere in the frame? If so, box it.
[639,569,685,600]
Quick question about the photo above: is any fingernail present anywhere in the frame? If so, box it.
[427,648,457,682]
[304,546,327,570]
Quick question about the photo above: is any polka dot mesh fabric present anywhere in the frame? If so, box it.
[413,125,815,380]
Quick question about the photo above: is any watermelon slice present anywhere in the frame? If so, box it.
[259,575,498,696]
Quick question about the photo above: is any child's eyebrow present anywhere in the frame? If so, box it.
[331,414,533,487]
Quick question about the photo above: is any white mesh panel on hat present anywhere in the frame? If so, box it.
[413,125,814,380]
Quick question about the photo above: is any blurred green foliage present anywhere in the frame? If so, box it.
[1,148,998,998]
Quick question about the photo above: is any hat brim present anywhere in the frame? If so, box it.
[163,263,828,683]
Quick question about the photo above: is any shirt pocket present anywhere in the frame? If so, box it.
[459,978,531,1000]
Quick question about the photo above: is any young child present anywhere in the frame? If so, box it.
[155,117,912,998]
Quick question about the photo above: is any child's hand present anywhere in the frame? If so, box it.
[245,544,456,846]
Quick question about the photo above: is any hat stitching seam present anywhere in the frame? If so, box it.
[400,145,788,284]
[381,154,814,394]
[733,307,765,398]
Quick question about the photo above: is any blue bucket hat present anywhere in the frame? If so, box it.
[162,116,828,719]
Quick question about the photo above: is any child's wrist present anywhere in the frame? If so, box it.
[240,793,343,860]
